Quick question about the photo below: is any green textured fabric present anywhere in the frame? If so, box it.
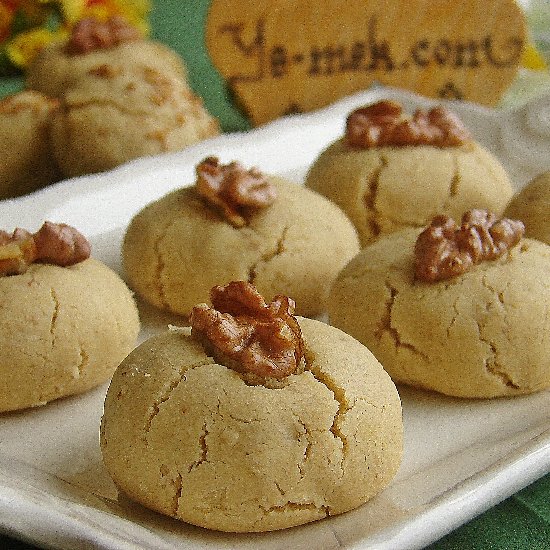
[0,75,23,97]
[429,473,550,549]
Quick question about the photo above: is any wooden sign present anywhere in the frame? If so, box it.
[206,0,527,126]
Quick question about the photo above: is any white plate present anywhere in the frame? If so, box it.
[0,86,549,550]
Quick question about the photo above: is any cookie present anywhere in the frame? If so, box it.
[122,158,361,317]
[50,64,219,178]
[26,17,187,97]
[305,100,513,247]
[0,91,60,199]
[328,210,550,398]
[0,222,140,412]
[100,283,402,532]
[504,171,550,245]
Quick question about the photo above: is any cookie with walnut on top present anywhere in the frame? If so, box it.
[100,281,403,532]
[305,100,514,247]
[26,16,188,98]
[329,209,550,398]
[50,61,219,178]
[123,157,360,318]
[0,222,140,412]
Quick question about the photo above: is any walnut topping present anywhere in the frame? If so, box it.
[0,230,36,276]
[66,16,141,55]
[0,222,91,276]
[189,281,304,380]
[414,209,525,282]
[195,157,277,228]
[345,100,472,149]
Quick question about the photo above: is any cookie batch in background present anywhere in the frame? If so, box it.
[0,0,219,198]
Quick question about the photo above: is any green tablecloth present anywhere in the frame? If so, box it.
[0,1,549,548]
[429,473,550,549]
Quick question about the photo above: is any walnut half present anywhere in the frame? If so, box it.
[66,16,141,56]
[414,209,525,282]
[345,99,472,149]
[0,222,91,277]
[195,157,277,228]
[189,281,304,380]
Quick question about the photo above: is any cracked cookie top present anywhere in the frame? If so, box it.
[0,222,91,277]
[123,173,360,318]
[305,105,512,248]
[345,99,472,149]
[50,65,220,179]
[100,314,403,532]
[329,222,550,398]
[0,253,139,412]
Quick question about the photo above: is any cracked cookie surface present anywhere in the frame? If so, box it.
[100,318,403,532]
[305,139,513,247]
[50,64,219,178]
[505,171,550,246]
[329,229,550,398]
[0,259,140,412]
[0,91,60,199]
[122,177,360,317]
[27,39,188,98]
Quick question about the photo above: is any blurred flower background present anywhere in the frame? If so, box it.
[518,0,549,69]
[0,0,150,75]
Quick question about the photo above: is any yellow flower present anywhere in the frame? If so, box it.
[1,0,152,70]
[522,42,548,71]
[58,0,151,35]
[6,26,64,67]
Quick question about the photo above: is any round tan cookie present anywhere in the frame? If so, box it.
[0,258,140,412]
[26,39,187,98]
[50,64,219,178]
[329,230,550,398]
[305,139,513,247]
[122,178,360,317]
[100,318,403,532]
[0,91,60,199]
[504,171,550,245]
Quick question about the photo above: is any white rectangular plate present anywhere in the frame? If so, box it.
[1,86,549,550]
